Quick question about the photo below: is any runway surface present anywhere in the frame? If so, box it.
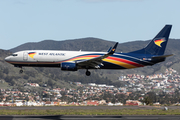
[0,115,180,120]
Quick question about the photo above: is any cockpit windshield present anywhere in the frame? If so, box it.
[12,54,18,56]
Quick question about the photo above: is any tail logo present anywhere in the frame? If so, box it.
[28,52,36,59]
[154,38,165,47]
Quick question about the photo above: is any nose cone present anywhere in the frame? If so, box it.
[5,56,11,62]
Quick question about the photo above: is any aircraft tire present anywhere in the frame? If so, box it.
[19,70,23,74]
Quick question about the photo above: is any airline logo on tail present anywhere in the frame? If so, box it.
[154,38,166,47]
[28,52,36,59]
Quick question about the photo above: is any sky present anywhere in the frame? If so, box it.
[0,0,180,50]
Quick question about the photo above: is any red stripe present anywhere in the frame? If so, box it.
[154,39,163,42]
[28,53,36,55]
[106,57,144,67]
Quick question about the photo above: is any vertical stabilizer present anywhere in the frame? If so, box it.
[130,25,172,55]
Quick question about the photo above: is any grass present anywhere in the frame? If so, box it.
[0,109,180,115]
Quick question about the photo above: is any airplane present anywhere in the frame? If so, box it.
[5,25,173,76]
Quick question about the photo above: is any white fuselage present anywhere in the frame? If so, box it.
[5,50,106,66]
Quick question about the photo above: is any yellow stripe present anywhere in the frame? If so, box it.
[103,59,137,69]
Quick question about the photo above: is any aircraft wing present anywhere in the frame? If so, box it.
[77,42,118,68]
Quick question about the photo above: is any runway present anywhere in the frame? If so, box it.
[0,115,180,120]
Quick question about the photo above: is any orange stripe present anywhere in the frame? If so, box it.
[105,56,144,67]
[103,59,137,69]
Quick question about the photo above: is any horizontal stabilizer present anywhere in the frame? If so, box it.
[152,54,174,59]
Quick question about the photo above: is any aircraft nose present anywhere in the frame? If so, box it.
[5,56,11,62]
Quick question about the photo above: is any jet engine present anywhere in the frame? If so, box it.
[61,62,77,71]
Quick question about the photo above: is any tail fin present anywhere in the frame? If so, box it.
[130,25,172,55]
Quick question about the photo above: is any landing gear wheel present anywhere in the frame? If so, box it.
[86,70,91,76]
[19,69,23,74]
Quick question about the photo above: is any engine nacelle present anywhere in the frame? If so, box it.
[61,62,77,71]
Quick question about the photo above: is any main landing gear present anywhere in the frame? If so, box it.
[19,69,23,74]
[86,70,91,76]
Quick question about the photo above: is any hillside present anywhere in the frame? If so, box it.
[0,38,180,89]
[10,37,151,53]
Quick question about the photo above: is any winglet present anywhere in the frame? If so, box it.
[108,42,118,54]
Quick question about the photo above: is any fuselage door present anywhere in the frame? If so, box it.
[23,52,28,61]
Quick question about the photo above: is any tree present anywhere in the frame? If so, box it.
[143,96,152,105]
[147,92,157,103]
[25,96,29,101]
[111,98,116,103]
[115,94,127,104]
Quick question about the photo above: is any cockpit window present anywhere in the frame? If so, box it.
[12,54,18,56]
